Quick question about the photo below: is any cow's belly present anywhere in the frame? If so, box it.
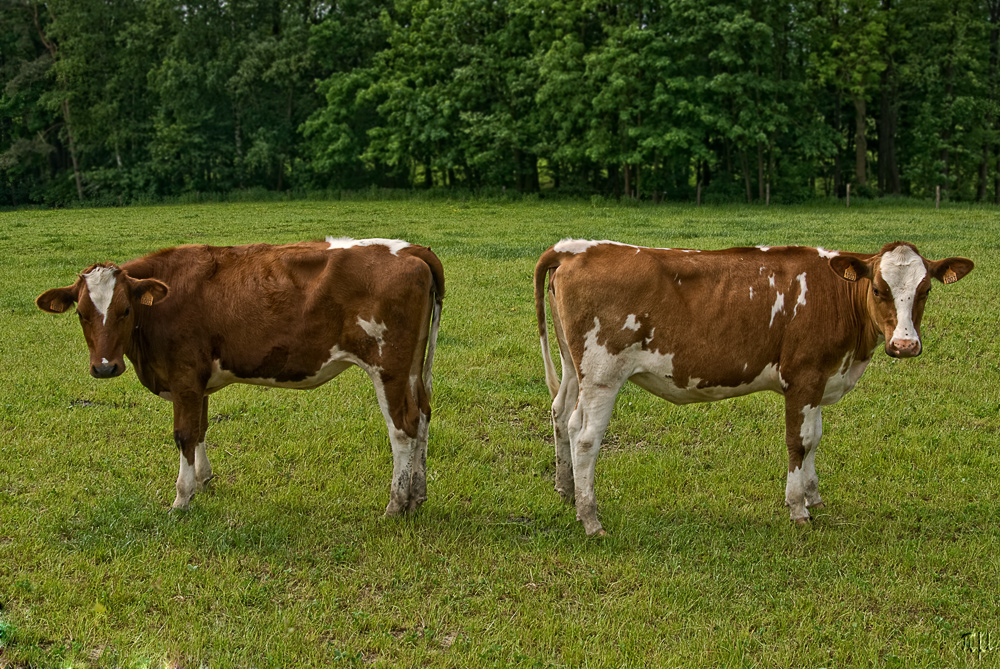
[629,363,784,405]
[205,346,361,394]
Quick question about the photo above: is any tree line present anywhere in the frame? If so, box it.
[2,0,998,207]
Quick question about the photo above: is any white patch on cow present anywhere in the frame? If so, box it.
[817,247,839,259]
[194,440,212,488]
[820,354,870,405]
[880,245,927,345]
[622,314,641,331]
[83,266,117,325]
[325,237,411,256]
[757,245,771,252]
[101,357,110,365]
[358,316,388,356]
[785,466,808,520]
[173,450,196,509]
[769,292,785,326]
[680,249,700,253]
[554,239,635,254]
[793,272,808,316]
[749,286,754,300]
[768,274,776,288]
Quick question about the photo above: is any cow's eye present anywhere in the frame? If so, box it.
[123,306,131,317]
[872,288,881,298]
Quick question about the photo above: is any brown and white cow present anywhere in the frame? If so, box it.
[36,237,444,515]
[534,239,973,535]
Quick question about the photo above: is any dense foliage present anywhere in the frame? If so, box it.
[2,0,999,206]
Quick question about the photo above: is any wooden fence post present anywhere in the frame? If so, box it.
[936,185,940,209]
[846,183,851,208]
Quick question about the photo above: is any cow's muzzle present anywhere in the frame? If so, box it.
[887,338,922,358]
[91,361,124,378]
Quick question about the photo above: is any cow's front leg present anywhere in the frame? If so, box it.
[172,389,205,510]
[784,398,824,524]
[194,397,214,492]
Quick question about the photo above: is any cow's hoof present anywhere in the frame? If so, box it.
[195,474,215,492]
[793,517,811,526]
[588,528,608,538]
[808,501,825,510]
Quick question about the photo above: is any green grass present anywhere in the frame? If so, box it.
[1,199,998,667]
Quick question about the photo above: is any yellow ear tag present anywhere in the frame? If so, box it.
[943,268,958,284]
[141,293,154,306]
[843,266,857,281]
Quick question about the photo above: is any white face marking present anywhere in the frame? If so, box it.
[817,247,839,259]
[622,314,641,331]
[757,245,771,252]
[768,275,775,288]
[358,316,388,356]
[769,292,785,326]
[83,266,117,325]
[101,358,110,365]
[793,272,807,316]
[749,286,754,300]
[325,237,411,256]
[880,245,927,344]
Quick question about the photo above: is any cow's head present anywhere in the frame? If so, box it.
[829,242,973,358]
[36,264,169,378]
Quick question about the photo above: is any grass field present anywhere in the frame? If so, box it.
[1,199,998,667]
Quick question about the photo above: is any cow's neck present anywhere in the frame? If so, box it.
[855,281,883,361]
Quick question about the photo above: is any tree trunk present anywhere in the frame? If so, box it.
[878,69,900,195]
[62,100,84,201]
[741,150,752,203]
[852,94,867,187]
[623,163,632,199]
[757,142,764,202]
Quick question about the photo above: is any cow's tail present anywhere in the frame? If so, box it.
[408,246,445,400]
[534,248,562,399]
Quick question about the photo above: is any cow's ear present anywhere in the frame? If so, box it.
[928,257,974,285]
[36,286,78,314]
[829,256,872,282]
[130,277,169,306]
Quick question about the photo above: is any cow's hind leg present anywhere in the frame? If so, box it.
[194,397,214,491]
[569,382,622,536]
[549,297,578,503]
[551,356,579,504]
[366,369,423,516]
[408,396,430,513]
